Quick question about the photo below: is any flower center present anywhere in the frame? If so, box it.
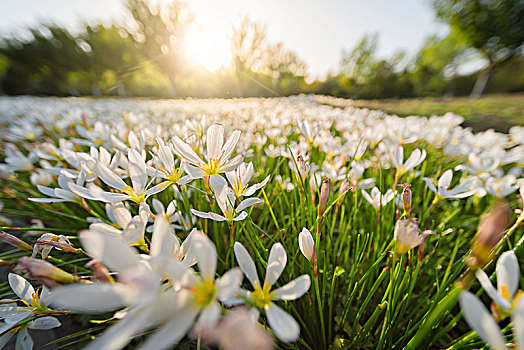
[190,279,217,307]
[166,166,183,183]
[233,180,248,196]
[122,186,146,203]
[252,282,273,308]
[202,158,221,175]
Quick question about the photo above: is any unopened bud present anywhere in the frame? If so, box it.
[298,228,318,278]
[86,260,114,283]
[470,201,511,268]
[398,184,412,215]
[0,231,33,252]
[30,170,54,187]
[318,177,330,218]
[16,257,77,284]
[296,155,310,181]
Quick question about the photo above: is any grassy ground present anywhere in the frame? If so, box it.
[351,93,524,133]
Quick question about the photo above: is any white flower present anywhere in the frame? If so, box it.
[361,187,395,209]
[89,202,150,245]
[232,242,311,342]
[225,162,270,199]
[29,170,87,203]
[474,251,521,311]
[133,234,243,350]
[459,291,509,350]
[192,175,263,223]
[172,124,243,178]
[422,169,477,199]
[485,174,521,198]
[32,233,73,259]
[390,145,426,174]
[69,148,170,203]
[0,274,61,349]
[3,143,35,171]
[147,137,191,186]
[297,119,320,143]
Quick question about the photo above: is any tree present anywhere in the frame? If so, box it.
[340,34,379,85]
[411,30,468,96]
[430,0,524,97]
[124,0,192,97]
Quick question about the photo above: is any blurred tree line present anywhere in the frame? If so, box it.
[0,0,522,99]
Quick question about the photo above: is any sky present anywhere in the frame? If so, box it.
[0,0,449,80]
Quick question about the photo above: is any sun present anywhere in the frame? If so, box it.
[183,27,232,72]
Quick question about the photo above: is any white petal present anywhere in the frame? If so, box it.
[236,197,263,213]
[184,163,205,179]
[272,275,311,301]
[8,273,35,303]
[98,163,127,190]
[496,251,520,299]
[0,333,13,349]
[210,175,230,215]
[128,149,147,193]
[265,302,300,342]
[459,291,507,350]
[191,209,214,220]
[475,269,511,310]
[45,283,135,312]
[218,130,241,166]
[195,300,221,328]
[207,124,224,161]
[110,202,132,228]
[264,243,287,286]
[438,170,453,189]
[136,306,199,350]
[193,235,217,280]
[173,136,204,166]
[234,242,260,288]
[216,268,243,301]
[221,154,244,173]
[79,230,140,273]
[156,137,174,170]
[150,214,179,258]
[513,297,524,349]
[15,328,33,350]
[84,306,152,350]
[232,211,248,221]
[28,316,61,330]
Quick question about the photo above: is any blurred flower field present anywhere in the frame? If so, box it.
[0,95,523,349]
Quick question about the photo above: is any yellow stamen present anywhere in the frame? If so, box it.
[190,279,217,307]
[501,284,511,301]
[252,282,273,308]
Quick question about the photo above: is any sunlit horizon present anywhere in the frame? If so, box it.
[182,25,232,73]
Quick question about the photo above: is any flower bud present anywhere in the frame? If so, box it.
[318,177,330,218]
[470,201,511,268]
[86,260,114,283]
[398,184,412,215]
[299,228,318,277]
[296,155,310,181]
[299,228,315,262]
[16,257,77,284]
[30,170,54,187]
[0,231,33,252]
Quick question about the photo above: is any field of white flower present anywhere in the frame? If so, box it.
[0,95,523,349]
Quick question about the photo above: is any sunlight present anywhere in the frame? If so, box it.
[183,27,232,72]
